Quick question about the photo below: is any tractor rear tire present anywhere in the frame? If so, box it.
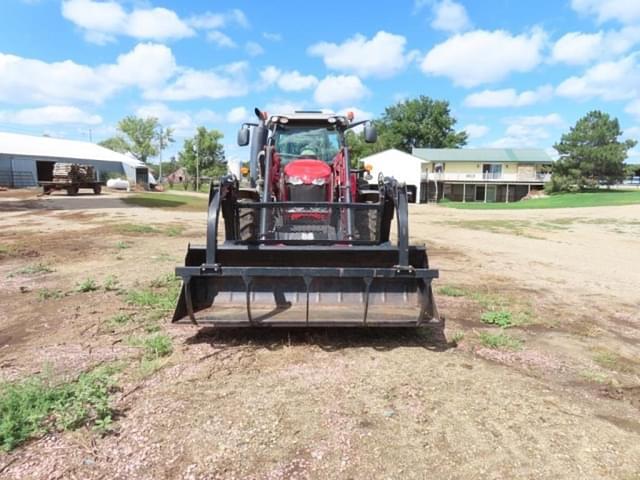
[67,186,79,196]
[93,185,102,195]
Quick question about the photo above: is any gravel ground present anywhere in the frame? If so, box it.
[0,189,639,479]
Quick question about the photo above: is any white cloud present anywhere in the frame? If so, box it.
[126,8,193,40]
[313,75,369,105]
[135,103,194,137]
[263,32,282,42]
[189,9,248,30]
[489,114,563,148]
[551,27,640,65]
[626,99,640,119]
[623,125,640,139]
[308,31,410,78]
[260,66,281,85]
[431,0,471,33]
[421,28,547,87]
[571,0,640,25]
[0,106,102,125]
[463,124,489,139]
[337,107,373,122]
[464,85,553,107]
[62,0,194,44]
[134,103,225,138]
[0,43,176,105]
[556,54,640,101]
[207,30,236,48]
[551,32,603,65]
[245,41,264,56]
[226,106,249,123]
[278,71,319,91]
[264,101,305,115]
[259,66,318,91]
[508,114,564,126]
[102,43,177,88]
[145,62,249,101]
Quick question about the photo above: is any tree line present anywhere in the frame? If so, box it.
[99,116,226,182]
[99,97,637,193]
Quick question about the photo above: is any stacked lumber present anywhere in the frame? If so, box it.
[53,163,95,183]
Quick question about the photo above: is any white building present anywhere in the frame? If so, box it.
[0,131,152,188]
[360,149,429,203]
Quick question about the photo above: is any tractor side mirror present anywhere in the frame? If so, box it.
[364,123,377,143]
[237,126,250,146]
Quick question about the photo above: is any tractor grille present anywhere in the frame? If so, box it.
[288,184,325,202]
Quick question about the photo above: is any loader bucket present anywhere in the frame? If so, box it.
[173,244,439,327]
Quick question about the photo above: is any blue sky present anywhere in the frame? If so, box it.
[1,0,640,164]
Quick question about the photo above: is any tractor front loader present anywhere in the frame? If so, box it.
[173,109,439,327]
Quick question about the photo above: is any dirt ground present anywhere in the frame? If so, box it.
[1,189,639,479]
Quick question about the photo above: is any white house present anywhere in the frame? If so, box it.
[362,147,553,203]
[0,131,153,188]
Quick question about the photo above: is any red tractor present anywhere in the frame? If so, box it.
[173,109,439,327]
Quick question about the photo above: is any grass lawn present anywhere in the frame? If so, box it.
[441,190,640,210]
[121,192,208,211]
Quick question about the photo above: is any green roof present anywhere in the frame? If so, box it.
[412,148,553,164]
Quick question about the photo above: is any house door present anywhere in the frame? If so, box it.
[475,185,485,201]
[486,185,497,202]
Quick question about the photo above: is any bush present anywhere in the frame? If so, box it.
[143,334,173,360]
[478,331,523,350]
[0,367,117,451]
[481,310,514,328]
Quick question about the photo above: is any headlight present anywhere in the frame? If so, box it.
[286,176,303,185]
[311,178,326,186]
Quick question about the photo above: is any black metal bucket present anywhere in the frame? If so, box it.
[173,244,438,327]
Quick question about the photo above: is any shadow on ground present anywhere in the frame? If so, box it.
[185,323,454,353]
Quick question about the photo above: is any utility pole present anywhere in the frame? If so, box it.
[196,139,200,192]
[158,126,164,183]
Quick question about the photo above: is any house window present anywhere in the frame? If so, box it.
[482,164,502,179]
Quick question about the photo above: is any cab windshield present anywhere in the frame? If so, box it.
[274,126,341,163]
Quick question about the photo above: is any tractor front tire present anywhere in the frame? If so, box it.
[238,199,258,241]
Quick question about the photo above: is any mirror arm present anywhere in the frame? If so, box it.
[344,120,369,131]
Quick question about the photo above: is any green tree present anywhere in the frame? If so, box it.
[155,126,174,180]
[178,127,226,185]
[99,116,160,163]
[98,136,129,153]
[345,96,467,164]
[345,130,384,166]
[552,111,637,191]
[376,96,467,153]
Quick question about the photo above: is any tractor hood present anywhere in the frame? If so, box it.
[283,159,331,184]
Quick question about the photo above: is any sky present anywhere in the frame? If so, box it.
[1,0,640,164]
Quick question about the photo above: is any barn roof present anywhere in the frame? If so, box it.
[0,131,146,168]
